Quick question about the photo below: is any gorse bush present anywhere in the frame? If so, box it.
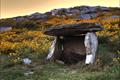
[0,30,51,64]
[97,18,120,63]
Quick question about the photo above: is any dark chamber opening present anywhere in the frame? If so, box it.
[55,36,86,65]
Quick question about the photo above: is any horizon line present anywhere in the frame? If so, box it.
[1,5,120,19]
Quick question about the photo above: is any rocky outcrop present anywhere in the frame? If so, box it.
[0,27,12,32]
[50,6,110,20]
[78,13,98,19]
[28,12,48,19]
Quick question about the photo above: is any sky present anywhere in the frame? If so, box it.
[0,0,120,19]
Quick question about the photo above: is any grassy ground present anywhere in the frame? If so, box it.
[0,44,120,80]
[0,62,120,80]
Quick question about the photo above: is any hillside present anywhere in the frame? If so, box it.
[0,6,120,80]
[0,6,120,29]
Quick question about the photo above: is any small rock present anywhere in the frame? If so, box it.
[100,7,109,11]
[22,58,31,65]
[103,15,120,20]
[80,14,91,19]
[24,71,34,76]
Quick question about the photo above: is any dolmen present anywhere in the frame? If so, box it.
[44,23,103,65]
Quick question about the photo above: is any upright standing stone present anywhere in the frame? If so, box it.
[84,32,98,64]
[46,37,57,60]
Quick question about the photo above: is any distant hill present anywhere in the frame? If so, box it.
[0,6,120,30]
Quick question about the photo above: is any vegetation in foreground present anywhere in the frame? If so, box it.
[0,44,120,80]
[0,25,120,80]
